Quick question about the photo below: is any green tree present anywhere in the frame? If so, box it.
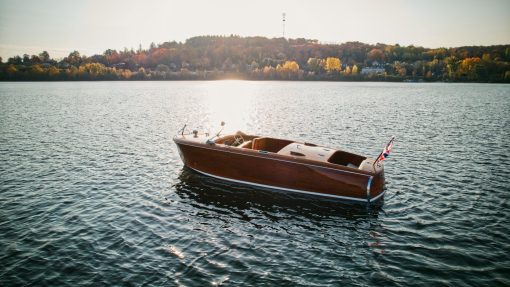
[22,54,31,64]
[156,64,170,73]
[307,58,322,73]
[66,51,82,66]
[9,56,22,65]
[39,51,50,62]
[445,56,458,79]
[30,55,41,64]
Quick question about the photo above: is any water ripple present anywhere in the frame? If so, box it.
[0,82,509,286]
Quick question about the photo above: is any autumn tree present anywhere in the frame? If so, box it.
[325,57,341,73]
[352,64,359,75]
[394,62,407,77]
[136,67,148,79]
[459,57,481,79]
[275,61,300,79]
[1,35,509,82]
[48,66,60,77]
[68,66,78,79]
[104,49,120,65]
[281,61,299,72]
[133,52,148,67]
[33,64,45,73]
[261,66,276,79]
[79,63,107,78]
[6,65,18,75]
[120,69,133,79]
[367,48,384,63]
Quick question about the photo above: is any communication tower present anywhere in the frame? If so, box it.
[282,13,286,38]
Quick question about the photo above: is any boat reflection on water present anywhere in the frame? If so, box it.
[174,168,383,221]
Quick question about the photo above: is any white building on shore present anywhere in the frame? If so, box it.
[361,61,386,75]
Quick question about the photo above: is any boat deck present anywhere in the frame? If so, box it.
[176,133,371,169]
[276,143,336,163]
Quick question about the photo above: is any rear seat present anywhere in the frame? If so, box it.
[251,138,262,150]
[238,140,253,149]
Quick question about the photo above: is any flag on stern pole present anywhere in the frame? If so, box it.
[376,136,395,164]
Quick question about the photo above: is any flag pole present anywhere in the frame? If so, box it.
[373,150,385,169]
[373,136,395,169]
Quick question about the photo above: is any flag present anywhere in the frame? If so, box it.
[377,136,395,163]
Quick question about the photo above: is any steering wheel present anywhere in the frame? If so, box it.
[233,134,244,146]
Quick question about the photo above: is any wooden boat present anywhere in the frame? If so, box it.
[174,125,388,203]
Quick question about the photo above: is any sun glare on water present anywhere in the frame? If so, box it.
[202,80,257,133]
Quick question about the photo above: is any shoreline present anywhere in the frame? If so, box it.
[0,79,508,84]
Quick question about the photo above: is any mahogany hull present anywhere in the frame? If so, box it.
[174,138,385,203]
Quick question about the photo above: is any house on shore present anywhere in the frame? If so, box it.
[361,61,386,75]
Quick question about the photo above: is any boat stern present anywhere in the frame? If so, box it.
[359,158,386,202]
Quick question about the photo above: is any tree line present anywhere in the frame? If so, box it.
[1,35,509,82]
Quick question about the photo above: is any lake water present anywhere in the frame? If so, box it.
[1,81,509,286]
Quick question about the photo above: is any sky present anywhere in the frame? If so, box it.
[0,0,509,59]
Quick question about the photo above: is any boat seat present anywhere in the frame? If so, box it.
[346,163,358,169]
[252,137,294,152]
[252,138,262,150]
[215,135,231,144]
[238,140,252,149]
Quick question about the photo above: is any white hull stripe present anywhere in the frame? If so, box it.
[175,140,373,178]
[188,166,386,203]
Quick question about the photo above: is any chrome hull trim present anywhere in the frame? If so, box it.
[366,176,373,201]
